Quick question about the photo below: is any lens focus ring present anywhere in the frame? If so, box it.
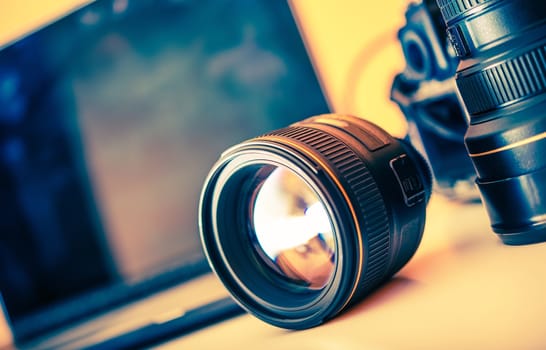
[440,0,546,58]
[437,0,492,23]
[457,44,546,115]
[264,125,392,296]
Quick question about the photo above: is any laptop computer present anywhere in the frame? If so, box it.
[0,0,330,348]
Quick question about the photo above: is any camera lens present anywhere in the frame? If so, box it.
[200,114,431,329]
[438,0,546,244]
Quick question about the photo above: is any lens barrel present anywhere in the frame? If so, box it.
[199,114,431,329]
[438,0,546,244]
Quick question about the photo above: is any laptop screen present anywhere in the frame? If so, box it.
[0,0,329,341]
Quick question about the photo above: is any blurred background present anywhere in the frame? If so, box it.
[0,0,410,347]
[0,0,411,134]
[0,0,336,345]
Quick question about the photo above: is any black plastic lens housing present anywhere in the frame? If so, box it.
[199,114,431,329]
[438,0,546,244]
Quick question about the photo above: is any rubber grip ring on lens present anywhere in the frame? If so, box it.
[457,45,546,116]
[263,126,391,295]
[437,0,493,23]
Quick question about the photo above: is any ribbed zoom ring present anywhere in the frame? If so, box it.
[264,126,391,293]
[457,44,546,116]
[437,0,492,23]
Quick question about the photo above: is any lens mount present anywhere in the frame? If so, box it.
[199,114,431,329]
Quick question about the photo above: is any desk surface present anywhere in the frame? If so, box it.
[157,196,546,350]
[32,196,546,350]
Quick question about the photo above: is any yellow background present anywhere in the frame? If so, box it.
[0,0,91,49]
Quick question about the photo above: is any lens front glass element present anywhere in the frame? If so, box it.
[251,166,335,290]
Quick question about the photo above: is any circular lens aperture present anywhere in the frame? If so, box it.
[251,166,335,290]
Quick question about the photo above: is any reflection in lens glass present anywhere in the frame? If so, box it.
[252,166,335,289]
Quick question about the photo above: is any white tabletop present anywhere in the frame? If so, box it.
[157,196,546,350]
